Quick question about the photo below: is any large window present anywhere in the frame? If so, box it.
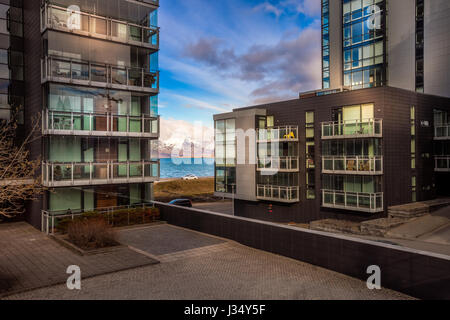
[46,84,153,115]
[322,0,330,89]
[0,3,23,37]
[45,31,154,69]
[343,0,385,89]
[46,137,146,163]
[323,174,382,194]
[323,139,382,157]
[215,119,236,193]
[415,0,424,92]
[46,0,157,27]
[306,111,315,199]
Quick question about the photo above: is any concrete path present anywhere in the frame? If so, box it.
[118,224,225,256]
[5,224,414,300]
[193,201,233,215]
[387,206,450,245]
[0,222,158,298]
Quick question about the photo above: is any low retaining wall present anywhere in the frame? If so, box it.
[154,201,450,300]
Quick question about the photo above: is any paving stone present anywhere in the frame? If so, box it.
[0,222,158,297]
[4,224,414,300]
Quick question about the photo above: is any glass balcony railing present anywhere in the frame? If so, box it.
[257,156,299,172]
[435,125,450,140]
[41,4,159,49]
[42,161,160,187]
[256,185,300,203]
[257,126,299,142]
[41,56,159,93]
[435,156,450,172]
[321,119,382,139]
[43,109,159,138]
[322,156,383,175]
[322,190,384,213]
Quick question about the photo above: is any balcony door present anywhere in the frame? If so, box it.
[96,186,118,209]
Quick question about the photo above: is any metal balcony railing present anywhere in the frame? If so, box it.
[322,156,383,175]
[41,56,159,93]
[435,125,450,140]
[42,109,159,138]
[257,156,299,172]
[41,4,159,49]
[257,126,299,142]
[256,185,300,203]
[435,156,450,172]
[41,202,156,234]
[322,190,384,213]
[321,119,383,139]
[42,161,160,187]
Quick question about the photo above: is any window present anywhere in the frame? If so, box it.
[215,119,236,194]
[343,0,385,89]
[415,0,424,92]
[322,0,330,89]
[411,106,416,169]
[306,112,315,199]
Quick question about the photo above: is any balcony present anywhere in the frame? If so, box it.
[256,185,299,203]
[42,161,159,187]
[435,156,450,172]
[322,119,382,139]
[322,156,383,175]
[257,126,299,142]
[42,109,159,138]
[41,4,159,50]
[435,125,450,140]
[257,156,299,173]
[322,190,384,213]
[41,56,159,94]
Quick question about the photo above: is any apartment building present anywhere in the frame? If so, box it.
[0,0,23,124]
[21,0,160,229]
[214,0,450,223]
[322,0,450,97]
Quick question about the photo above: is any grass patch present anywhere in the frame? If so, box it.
[154,177,215,202]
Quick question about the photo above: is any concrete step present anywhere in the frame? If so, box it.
[388,198,450,219]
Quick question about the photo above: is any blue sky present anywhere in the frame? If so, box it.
[157,0,322,147]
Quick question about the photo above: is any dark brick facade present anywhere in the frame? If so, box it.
[23,0,44,228]
[233,86,450,223]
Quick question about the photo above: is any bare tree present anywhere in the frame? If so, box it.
[0,114,43,218]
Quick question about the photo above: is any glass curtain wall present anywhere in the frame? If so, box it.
[343,0,385,89]
[322,0,330,89]
[215,119,236,193]
[45,0,158,27]
[0,1,23,121]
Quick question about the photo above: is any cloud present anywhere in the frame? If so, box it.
[185,26,321,102]
[186,38,236,69]
[281,0,321,17]
[254,2,284,18]
[255,0,321,18]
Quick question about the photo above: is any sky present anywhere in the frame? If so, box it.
[157,0,322,152]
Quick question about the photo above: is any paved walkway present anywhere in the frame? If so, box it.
[119,224,225,256]
[5,224,414,300]
[193,201,234,215]
[0,222,158,297]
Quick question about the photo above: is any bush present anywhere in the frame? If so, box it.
[55,206,161,234]
[67,218,118,250]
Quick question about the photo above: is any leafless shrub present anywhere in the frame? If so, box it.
[67,218,118,250]
[0,114,43,218]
